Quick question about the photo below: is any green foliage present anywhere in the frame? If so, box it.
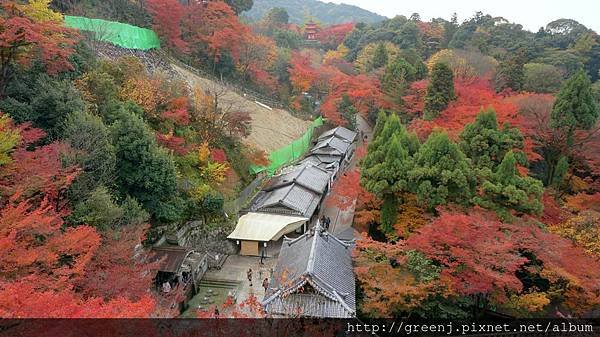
[63,111,116,203]
[535,50,585,79]
[408,132,475,210]
[110,107,178,221]
[264,7,288,26]
[52,0,151,27]
[406,250,441,283]
[380,195,397,236]
[337,93,357,130]
[551,70,600,139]
[593,81,600,106]
[395,21,422,50]
[68,186,149,231]
[372,109,387,139]
[523,63,564,93]
[474,151,544,218]
[1,74,85,140]
[225,0,254,14]
[0,114,19,166]
[550,155,569,188]
[382,56,416,104]
[495,51,526,92]
[424,62,455,120]
[272,29,302,49]
[361,113,419,230]
[246,0,385,25]
[78,69,120,110]
[371,43,389,69]
[459,108,524,170]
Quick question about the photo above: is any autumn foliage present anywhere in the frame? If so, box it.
[0,2,78,95]
[0,119,158,317]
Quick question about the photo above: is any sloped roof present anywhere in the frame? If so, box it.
[264,163,330,195]
[151,246,194,273]
[311,136,352,156]
[262,225,356,318]
[300,155,339,172]
[251,184,322,218]
[318,126,358,143]
[227,212,308,242]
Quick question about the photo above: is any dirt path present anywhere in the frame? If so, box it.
[171,64,312,153]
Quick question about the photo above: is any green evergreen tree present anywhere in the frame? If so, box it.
[361,114,419,234]
[474,151,544,218]
[398,49,428,80]
[1,74,85,140]
[459,108,524,170]
[495,51,526,92]
[382,56,417,105]
[110,108,179,222]
[63,111,116,203]
[371,109,388,139]
[424,62,455,120]
[371,42,389,69]
[68,186,149,231]
[408,131,475,209]
[337,93,357,130]
[551,70,599,139]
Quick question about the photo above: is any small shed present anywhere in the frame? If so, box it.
[228,212,309,256]
[151,246,207,290]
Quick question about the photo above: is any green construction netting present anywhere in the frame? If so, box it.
[250,117,324,175]
[64,16,160,50]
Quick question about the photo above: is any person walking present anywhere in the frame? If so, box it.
[262,278,269,294]
[247,268,253,287]
[260,248,265,265]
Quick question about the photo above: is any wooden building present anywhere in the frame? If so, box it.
[262,224,356,318]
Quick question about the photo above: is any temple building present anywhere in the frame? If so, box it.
[262,224,356,318]
[304,21,320,41]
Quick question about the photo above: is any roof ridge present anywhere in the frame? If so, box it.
[306,226,319,275]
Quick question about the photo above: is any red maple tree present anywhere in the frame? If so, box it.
[146,0,188,53]
[0,2,78,96]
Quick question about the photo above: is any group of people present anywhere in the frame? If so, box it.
[319,215,332,230]
[247,268,270,294]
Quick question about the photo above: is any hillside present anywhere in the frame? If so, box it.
[244,0,386,24]
[170,64,312,153]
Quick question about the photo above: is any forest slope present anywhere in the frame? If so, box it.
[171,64,312,153]
[245,0,386,25]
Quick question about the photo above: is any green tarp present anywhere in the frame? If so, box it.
[250,117,324,175]
[64,16,160,50]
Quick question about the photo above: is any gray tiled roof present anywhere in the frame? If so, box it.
[264,163,330,195]
[262,225,356,318]
[300,155,339,173]
[318,126,358,143]
[251,184,321,218]
[311,136,352,156]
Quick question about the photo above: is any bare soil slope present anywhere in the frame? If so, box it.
[171,63,311,153]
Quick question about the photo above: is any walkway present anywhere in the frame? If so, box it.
[202,255,277,304]
[201,115,373,314]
